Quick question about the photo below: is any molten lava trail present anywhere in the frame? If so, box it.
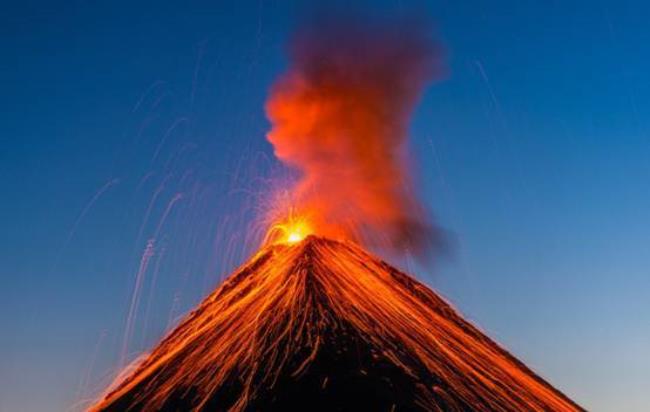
[92,236,582,411]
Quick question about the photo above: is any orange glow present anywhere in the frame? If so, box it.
[264,210,315,245]
[287,231,304,243]
[92,237,582,411]
[278,219,311,244]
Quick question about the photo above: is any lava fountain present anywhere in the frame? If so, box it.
[91,15,582,412]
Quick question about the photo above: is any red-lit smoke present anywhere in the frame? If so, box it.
[266,16,445,255]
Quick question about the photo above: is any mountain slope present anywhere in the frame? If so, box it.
[92,236,582,411]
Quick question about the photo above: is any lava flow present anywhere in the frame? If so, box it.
[91,235,582,411]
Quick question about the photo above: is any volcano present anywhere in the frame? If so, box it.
[92,236,582,411]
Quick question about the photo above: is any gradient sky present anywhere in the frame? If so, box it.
[2,1,649,411]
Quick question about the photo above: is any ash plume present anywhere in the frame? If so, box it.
[265,14,446,257]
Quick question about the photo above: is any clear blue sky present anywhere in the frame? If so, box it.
[1,1,649,411]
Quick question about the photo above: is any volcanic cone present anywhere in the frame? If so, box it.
[92,236,582,411]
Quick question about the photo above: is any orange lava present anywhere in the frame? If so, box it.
[92,236,582,411]
[264,211,315,245]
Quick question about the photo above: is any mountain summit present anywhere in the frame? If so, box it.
[92,236,582,411]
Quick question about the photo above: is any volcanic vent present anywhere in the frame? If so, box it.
[92,236,582,411]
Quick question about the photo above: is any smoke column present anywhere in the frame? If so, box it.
[266,14,445,255]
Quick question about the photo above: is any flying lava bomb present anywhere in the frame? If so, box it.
[91,14,582,412]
